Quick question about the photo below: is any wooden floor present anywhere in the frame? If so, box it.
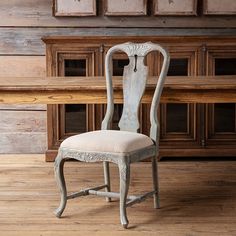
[0,155,236,235]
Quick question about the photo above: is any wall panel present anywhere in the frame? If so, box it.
[0,0,235,28]
[0,56,46,110]
[0,28,236,55]
[0,56,47,153]
[0,133,47,154]
[0,56,46,76]
[0,111,46,132]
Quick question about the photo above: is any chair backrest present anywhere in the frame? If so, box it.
[102,42,170,143]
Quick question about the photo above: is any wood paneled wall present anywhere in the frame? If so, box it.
[1,0,235,28]
[0,0,235,153]
[0,56,46,153]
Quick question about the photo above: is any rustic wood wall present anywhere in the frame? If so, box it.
[0,0,235,153]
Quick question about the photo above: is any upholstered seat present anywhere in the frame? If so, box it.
[61,130,154,154]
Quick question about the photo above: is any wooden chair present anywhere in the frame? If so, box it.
[54,42,170,228]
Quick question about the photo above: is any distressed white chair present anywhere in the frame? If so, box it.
[54,42,170,228]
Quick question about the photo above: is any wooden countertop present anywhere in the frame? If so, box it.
[1,75,236,90]
[0,75,236,104]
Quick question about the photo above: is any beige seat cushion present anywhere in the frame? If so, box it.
[60,130,154,154]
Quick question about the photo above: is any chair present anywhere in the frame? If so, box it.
[54,42,170,228]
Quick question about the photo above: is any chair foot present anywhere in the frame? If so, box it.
[106,197,112,202]
[154,200,160,209]
[54,208,63,218]
[120,212,129,228]
[122,223,129,229]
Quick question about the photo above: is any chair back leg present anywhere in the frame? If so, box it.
[152,155,160,209]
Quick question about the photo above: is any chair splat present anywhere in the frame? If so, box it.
[119,55,148,132]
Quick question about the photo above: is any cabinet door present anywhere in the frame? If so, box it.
[158,49,200,149]
[47,47,101,157]
[206,47,236,146]
[58,54,95,137]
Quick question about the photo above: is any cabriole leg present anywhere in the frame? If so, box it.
[103,161,111,202]
[118,161,130,229]
[54,153,67,218]
[152,155,160,209]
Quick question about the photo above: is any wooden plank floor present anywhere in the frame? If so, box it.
[0,155,236,235]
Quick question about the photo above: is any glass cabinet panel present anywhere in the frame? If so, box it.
[64,59,87,134]
[65,104,87,133]
[165,58,189,133]
[213,58,236,133]
[214,103,235,132]
[166,104,188,132]
[215,58,236,75]
[168,58,188,76]
[64,59,86,76]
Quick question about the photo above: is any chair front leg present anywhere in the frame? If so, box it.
[54,153,67,218]
[118,160,130,229]
[152,155,160,209]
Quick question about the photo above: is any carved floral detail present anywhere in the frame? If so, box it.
[58,148,122,164]
[118,162,130,182]
[122,42,153,57]
[56,145,156,164]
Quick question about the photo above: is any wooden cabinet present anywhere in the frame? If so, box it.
[43,36,236,161]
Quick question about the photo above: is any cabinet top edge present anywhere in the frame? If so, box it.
[42,35,236,44]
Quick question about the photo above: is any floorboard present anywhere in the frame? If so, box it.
[0,154,236,235]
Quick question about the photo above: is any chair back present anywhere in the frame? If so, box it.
[102,42,170,143]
